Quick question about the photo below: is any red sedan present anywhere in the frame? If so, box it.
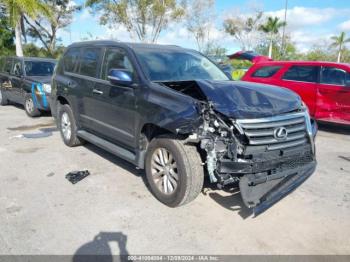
[229,51,350,125]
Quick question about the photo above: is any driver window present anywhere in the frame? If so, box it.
[12,60,23,76]
[102,48,134,80]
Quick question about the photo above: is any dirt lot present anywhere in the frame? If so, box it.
[0,105,350,255]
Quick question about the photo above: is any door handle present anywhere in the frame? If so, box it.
[92,89,103,95]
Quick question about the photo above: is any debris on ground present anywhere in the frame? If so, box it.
[65,170,90,184]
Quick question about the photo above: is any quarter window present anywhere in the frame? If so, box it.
[79,48,101,78]
[101,48,134,80]
[251,66,282,78]
[64,48,80,73]
[12,59,23,76]
[320,67,348,86]
[282,65,318,83]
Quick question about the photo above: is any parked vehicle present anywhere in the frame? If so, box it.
[0,56,56,117]
[51,41,317,215]
[230,51,350,125]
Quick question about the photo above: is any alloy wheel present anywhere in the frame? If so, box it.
[151,148,179,194]
[61,112,72,141]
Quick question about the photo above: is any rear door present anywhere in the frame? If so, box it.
[10,58,25,104]
[278,65,319,116]
[86,47,137,149]
[316,66,350,123]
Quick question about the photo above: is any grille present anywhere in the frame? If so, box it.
[236,112,309,151]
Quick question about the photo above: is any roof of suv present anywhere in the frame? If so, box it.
[68,40,183,50]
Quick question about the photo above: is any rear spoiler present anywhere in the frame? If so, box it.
[227,51,272,64]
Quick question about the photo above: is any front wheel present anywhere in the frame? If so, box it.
[145,137,204,207]
[24,93,40,117]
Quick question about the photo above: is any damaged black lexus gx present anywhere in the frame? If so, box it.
[51,41,317,215]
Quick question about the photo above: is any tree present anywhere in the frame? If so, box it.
[23,0,80,57]
[223,9,263,51]
[1,0,49,56]
[259,16,286,59]
[330,32,350,63]
[185,0,215,52]
[0,5,15,56]
[86,0,185,43]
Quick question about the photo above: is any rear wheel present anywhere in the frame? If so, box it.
[145,137,204,207]
[0,87,8,106]
[24,93,40,117]
[58,104,84,147]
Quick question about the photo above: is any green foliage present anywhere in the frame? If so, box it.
[86,0,185,42]
[259,16,286,35]
[23,43,65,58]
[0,9,15,56]
[24,0,80,57]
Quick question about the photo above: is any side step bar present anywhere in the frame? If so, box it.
[77,130,137,164]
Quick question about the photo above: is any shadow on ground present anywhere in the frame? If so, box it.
[73,232,129,262]
[318,122,350,135]
[203,181,253,219]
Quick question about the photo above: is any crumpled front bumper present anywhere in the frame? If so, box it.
[239,160,316,216]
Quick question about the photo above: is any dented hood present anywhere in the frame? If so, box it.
[196,80,302,119]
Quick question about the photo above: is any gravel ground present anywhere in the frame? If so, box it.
[0,105,350,255]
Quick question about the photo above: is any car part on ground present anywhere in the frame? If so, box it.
[66,170,90,184]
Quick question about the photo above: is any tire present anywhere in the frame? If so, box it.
[24,93,41,117]
[0,87,8,106]
[58,104,84,147]
[145,137,204,207]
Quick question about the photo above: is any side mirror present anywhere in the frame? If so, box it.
[107,69,133,86]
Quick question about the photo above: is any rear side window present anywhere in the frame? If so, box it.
[64,48,80,73]
[79,48,101,78]
[283,65,318,83]
[4,58,13,73]
[251,66,281,78]
[0,58,4,72]
[320,67,348,86]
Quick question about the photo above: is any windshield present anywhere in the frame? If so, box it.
[24,61,56,76]
[134,48,229,82]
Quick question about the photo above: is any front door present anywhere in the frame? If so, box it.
[316,66,350,124]
[87,47,137,149]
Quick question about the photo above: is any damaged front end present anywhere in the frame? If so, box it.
[186,101,317,216]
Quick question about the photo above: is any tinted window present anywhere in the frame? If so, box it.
[252,66,281,78]
[12,59,23,76]
[4,58,13,73]
[321,67,348,86]
[64,48,80,73]
[134,48,228,81]
[79,48,101,78]
[283,65,318,83]
[24,61,55,76]
[101,48,134,80]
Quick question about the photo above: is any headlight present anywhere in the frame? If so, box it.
[42,83,51,93]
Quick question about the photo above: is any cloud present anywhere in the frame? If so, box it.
[338,20,350,31]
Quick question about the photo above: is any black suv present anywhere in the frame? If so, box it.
[52,41,317,215]
[0,56,56,117]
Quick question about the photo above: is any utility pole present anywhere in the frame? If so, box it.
[281,0,288,59]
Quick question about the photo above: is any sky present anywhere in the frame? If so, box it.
[59,0,350,54]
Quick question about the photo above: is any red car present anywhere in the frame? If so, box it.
[230,51,350,125]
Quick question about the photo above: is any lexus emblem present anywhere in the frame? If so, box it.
[274,127,288,140]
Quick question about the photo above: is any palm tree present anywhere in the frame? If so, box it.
[330,32,350,63]
[259,16,286,59]
[2,0,49,56]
